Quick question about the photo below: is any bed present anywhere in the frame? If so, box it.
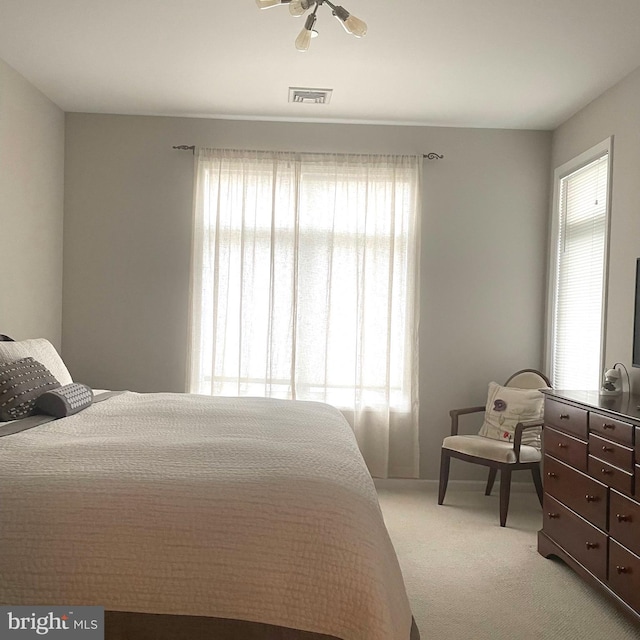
[0,338,419,640]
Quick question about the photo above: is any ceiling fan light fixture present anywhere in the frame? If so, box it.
[256,0,367,49]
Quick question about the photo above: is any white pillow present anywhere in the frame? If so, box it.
[0,338,73,386]
[478,381,544,448]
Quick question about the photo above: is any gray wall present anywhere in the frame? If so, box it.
[552,65,640,392]
[0,59,65,347]
[64,114,551,479]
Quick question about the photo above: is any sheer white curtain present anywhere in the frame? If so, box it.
[188,148,421,478]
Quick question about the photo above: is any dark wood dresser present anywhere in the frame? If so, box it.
[538,390,640,623]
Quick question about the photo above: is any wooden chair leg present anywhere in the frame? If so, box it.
[499,468,512,527]
[438,449,451,505]
[485,468,497,496]
[531,465,544,506]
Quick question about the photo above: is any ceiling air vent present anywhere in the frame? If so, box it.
[289,87,333,104]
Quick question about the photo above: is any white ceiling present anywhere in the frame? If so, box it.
[2,0,640,130]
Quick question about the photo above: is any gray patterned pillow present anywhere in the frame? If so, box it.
[0,357,61,421]
[36,383,94,418]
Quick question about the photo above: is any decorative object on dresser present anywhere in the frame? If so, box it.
[439,369,552,527]
[599,362,630,397]
[538,390,640,624]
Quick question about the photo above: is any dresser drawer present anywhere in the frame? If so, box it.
[610,490,640,556]
[544,456,607,529]
[589,433,634,473]
[543,494,607,581]
[590,412,633,446]
[545,398,587,439]
[608,540,640,614]
[636,465,640,497]
[545,427,588,471]
[588,455,634,495]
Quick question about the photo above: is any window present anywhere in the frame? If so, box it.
[547,139,612,390]
[187,149,422,478]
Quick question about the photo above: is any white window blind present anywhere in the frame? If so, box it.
[550,150,609,390]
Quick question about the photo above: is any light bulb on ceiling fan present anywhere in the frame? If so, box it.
[289,0,316,16]
[255,0,288,9]
[331,4,367,37]
[341,12,367,37]
[295,13,317,51]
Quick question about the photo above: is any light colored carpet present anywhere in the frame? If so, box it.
[375,479,640,640]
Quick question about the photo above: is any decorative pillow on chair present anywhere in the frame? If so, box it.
[0,338,73,386]
[478,381,544,447]
[0,358,61,421]
[36,383,94,418]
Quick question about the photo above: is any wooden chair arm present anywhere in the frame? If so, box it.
[448,406,486,436]
[513,419,544,460]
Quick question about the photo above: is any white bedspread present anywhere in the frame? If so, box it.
[0,392,413,640]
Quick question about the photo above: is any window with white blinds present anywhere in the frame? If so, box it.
[548,140,611,391]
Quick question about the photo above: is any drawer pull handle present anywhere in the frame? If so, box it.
[602,423,615,430]
[585,495,598,503]
[616,566,630,574]
[557,443,568,449]
[616,514,632,523]
[601,446,614,452]
[585,542,599,550]
[601,468,613,475]
[547,472,558,478]
[559,414,570,420]
[547,513,560,519]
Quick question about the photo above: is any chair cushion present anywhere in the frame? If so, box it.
[443,435,542,463]
[478,381,544,447]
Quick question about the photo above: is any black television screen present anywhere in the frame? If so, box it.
[634,258,640,367]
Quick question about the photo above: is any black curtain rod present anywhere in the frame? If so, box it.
[173,145,196,153]
[172,145,443,160]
